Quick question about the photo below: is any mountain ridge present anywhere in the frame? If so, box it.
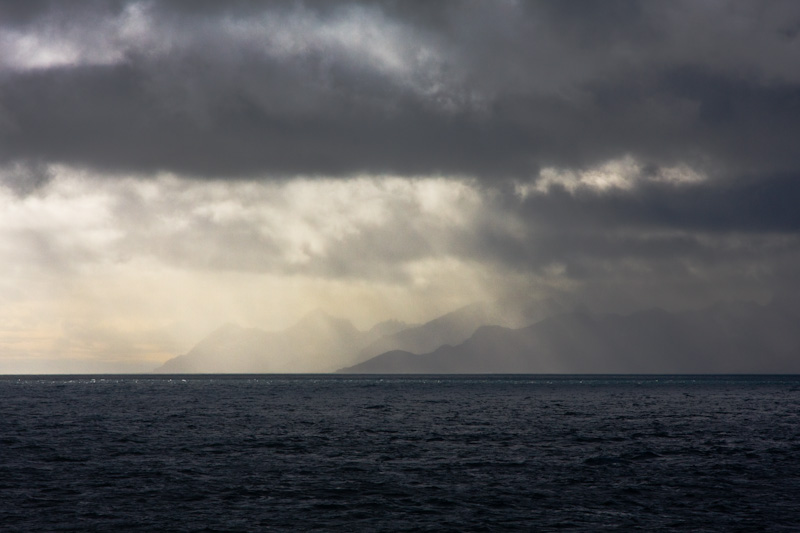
[155,298,800,374]
[339,300,800,373]
[154,299,547,373]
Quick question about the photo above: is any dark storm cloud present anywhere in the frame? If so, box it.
[0,62,525,177]
[1,0,800,181]
[0,0,127,24]
[510,173,800,234]
[445,174,800,306]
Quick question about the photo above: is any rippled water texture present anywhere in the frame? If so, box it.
[1,375,799,531]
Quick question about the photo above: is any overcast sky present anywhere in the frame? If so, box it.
[1,0,799,372]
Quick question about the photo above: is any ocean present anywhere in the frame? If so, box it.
[1,375,799,531]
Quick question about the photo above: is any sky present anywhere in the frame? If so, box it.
[1,0,799,372]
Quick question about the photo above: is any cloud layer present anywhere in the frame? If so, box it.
[2,1,799,180]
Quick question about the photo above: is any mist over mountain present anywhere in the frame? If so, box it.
[156,310,368,373]
[154,298,565,373]
[153,303,503,373]
[155,297,800,374]
[357,303,497,361]
[358,298,568,360]
[341,299,800,374]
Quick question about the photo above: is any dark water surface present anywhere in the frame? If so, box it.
[1,375,799,531]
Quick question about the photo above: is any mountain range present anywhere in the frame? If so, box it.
[341,298,800,373]
[155,310,389,373]
[155,297,800,373]
[154,302,511,373]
